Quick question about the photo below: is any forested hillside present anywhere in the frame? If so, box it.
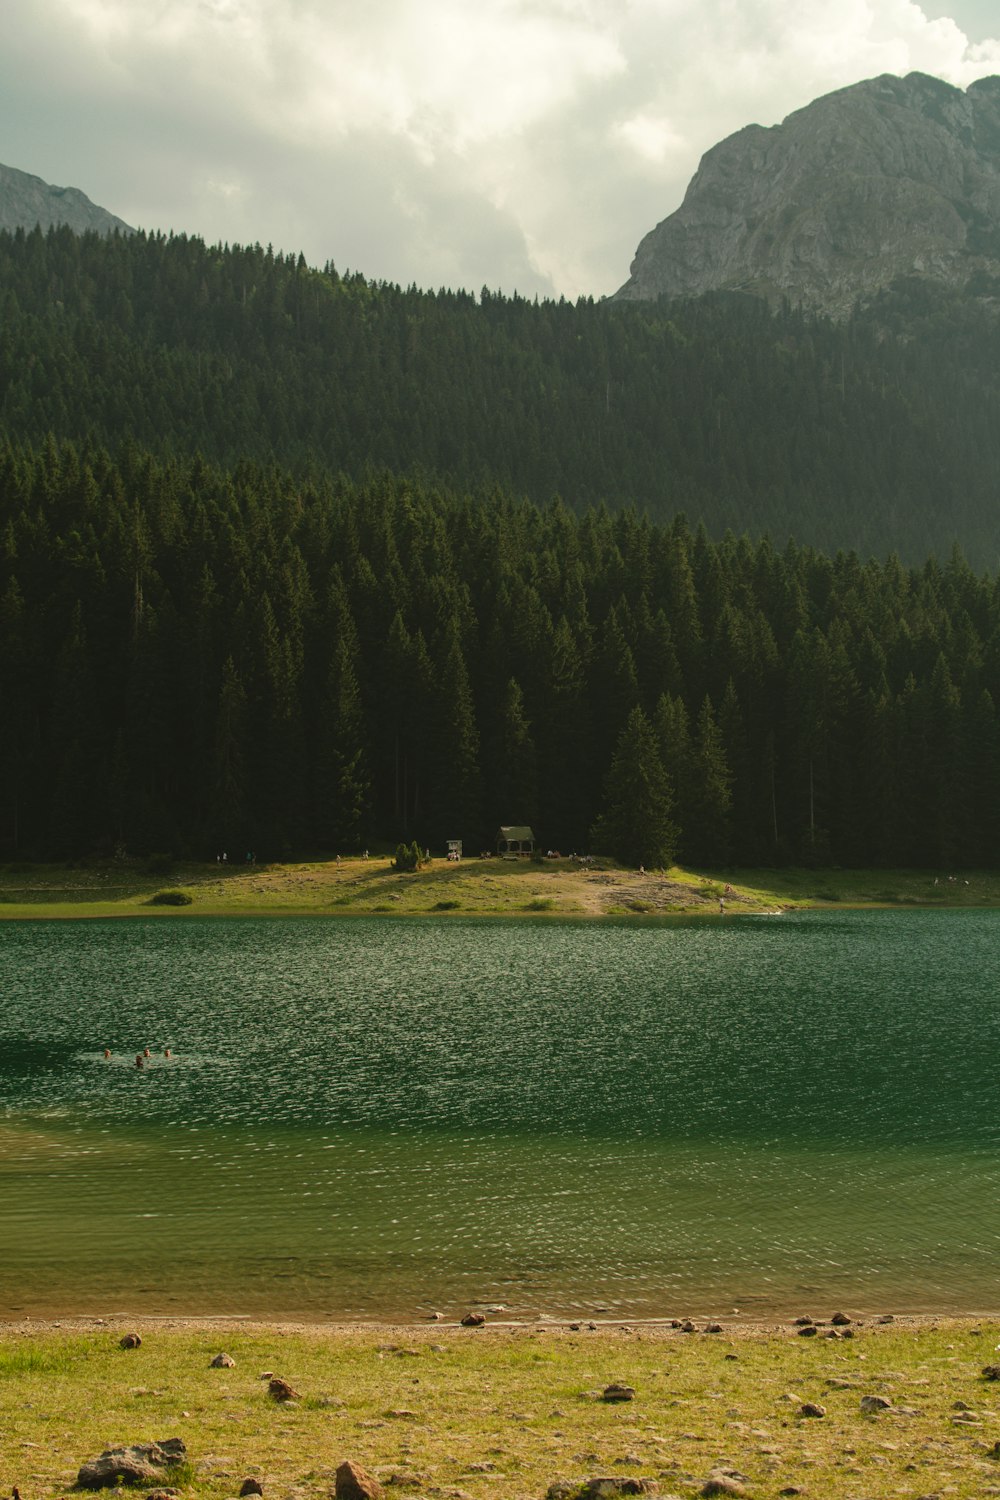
[3,226,1000,564]
[1,438,997,867]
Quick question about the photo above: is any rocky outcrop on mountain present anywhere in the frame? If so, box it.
[0,161,132,237]
[615,71,1000,317]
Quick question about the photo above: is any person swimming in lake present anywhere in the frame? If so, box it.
[164,1047,171,1058]
[103,1047,111,1059]
[135,1053,144,1069]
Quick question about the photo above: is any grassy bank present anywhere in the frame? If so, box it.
[1,856,999,921]
[2,1318,998,1499]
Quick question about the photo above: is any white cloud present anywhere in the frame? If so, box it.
[1,0,999,297]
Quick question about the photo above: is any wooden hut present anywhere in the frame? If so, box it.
[497,825,535,858]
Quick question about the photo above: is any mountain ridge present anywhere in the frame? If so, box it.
[614,71,1000,317]
[0,160,133,238]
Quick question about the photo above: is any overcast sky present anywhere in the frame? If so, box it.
[3,0,999,299]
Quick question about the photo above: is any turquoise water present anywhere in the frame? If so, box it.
[1,910,998,1318]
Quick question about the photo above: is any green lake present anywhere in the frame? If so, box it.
[1,910,998,1320]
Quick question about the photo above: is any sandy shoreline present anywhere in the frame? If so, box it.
[3,1310,996,1339]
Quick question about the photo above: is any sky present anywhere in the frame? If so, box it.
[3,0,1000,300]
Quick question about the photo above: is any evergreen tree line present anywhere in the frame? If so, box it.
[2,436,999,870]
[2,225,1000,565]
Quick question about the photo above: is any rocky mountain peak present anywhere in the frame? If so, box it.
[0,161,133,238]
[614,71,1000,317]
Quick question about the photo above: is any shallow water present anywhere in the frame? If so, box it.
[1,911,998,1318]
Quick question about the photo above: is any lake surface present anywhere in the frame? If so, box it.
[1,910,998,1320]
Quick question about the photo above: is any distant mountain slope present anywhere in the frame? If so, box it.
[615,71,1000,317]
[3,226,1000,565]
[0,161,132,237]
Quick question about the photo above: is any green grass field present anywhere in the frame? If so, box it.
[1,1318,998,1499]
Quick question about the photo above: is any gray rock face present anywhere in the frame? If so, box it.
[615,71,1000,317]
[0,161,133,237]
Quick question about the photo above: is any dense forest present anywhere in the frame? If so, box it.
[1,437,998,868]
[3,226,1000,565]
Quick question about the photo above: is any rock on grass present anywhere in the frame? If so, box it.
[335,1460,384,1500]
[76,1439,186,1490]
[267,1377,299,1402]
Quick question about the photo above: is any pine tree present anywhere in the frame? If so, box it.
[316,635,371,851]
[591,705,677,868]
[213,656,248,852]
[493,677,538,832]
[684,697,733,866]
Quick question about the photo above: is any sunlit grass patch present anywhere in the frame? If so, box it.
[1,1320,998,1500]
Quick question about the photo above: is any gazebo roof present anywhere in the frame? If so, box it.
[498,825,535,841]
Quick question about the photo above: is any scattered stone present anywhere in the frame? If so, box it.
[951,1410,982,1424]
[800,1402,826,1418]
[876,1314,895,1324]
[724,1354,738,1361]
[701,1468,748,1497]
[793,1317,814,1327]
[601,1384,636,1403]
[681,1321,696,1334]
[778,1490,802,1497]
[211,1353,236,1369]
[335,1461,384,1500]
[860,1395,893,1413]
[119,1333,142,1349]
[460,1313,486,1328]
[267,1377,299,1402]
[426,1312,444,1321]
[547,1480,657,1500]
[704,1324,723,1335]
[982,1364,1000,1381]
[987,1439,1000,1459]
[953,1399,973,1410]
[797,1325,818,1338]
[76,1439,186,1490]
[823,1329,840,1339]
[840,1328,855,1339]
[831,1312,852,1326]
[239,1482,263,1497]
[145,1490,179,1500]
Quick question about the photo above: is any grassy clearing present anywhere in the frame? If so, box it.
[1,1319,998,1499]
[0,857,999,921]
